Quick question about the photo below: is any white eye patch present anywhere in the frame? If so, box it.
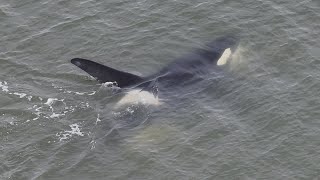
[217,48,232,66]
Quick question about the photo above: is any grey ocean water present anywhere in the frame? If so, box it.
[1,0,320,179]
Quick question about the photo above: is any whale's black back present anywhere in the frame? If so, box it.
[70,36,238,92]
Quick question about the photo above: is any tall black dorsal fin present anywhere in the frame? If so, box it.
[71,58,143,88]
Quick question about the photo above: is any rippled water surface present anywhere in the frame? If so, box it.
[1,0,320,179]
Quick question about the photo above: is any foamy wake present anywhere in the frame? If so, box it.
[1,81,33,101]
[52,83,96,96]
[0,81,98,143]
[29,97,69,121]
[1,81,90,125]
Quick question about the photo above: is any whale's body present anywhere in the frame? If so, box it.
[71,36,239,105]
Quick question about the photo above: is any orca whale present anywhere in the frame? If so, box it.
[71,36,239,104]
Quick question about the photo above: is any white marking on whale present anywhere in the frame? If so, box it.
[115,89,162,108]
[217,48,232,66]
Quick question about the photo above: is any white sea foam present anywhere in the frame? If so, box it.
[66,123,84,136]
[95,114,101,125]
[102,82,117,87]
[1,81,34,101]
[115,89,162,108]
[52,83,97,96]
[88,91,96,95]
[0,81,9,92]
[57,123,84,141]
[126,107,134,114]
[0,82,74,121]
[32,106,42,120]
[50,113,63,118]
[27,96,32,101]
[13,92,27,98]
[29,98,69,120]
[75,92,85,95]
[45,98,58,106]
[33,113,40,121]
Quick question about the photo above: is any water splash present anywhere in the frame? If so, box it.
[56,123,85,141]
